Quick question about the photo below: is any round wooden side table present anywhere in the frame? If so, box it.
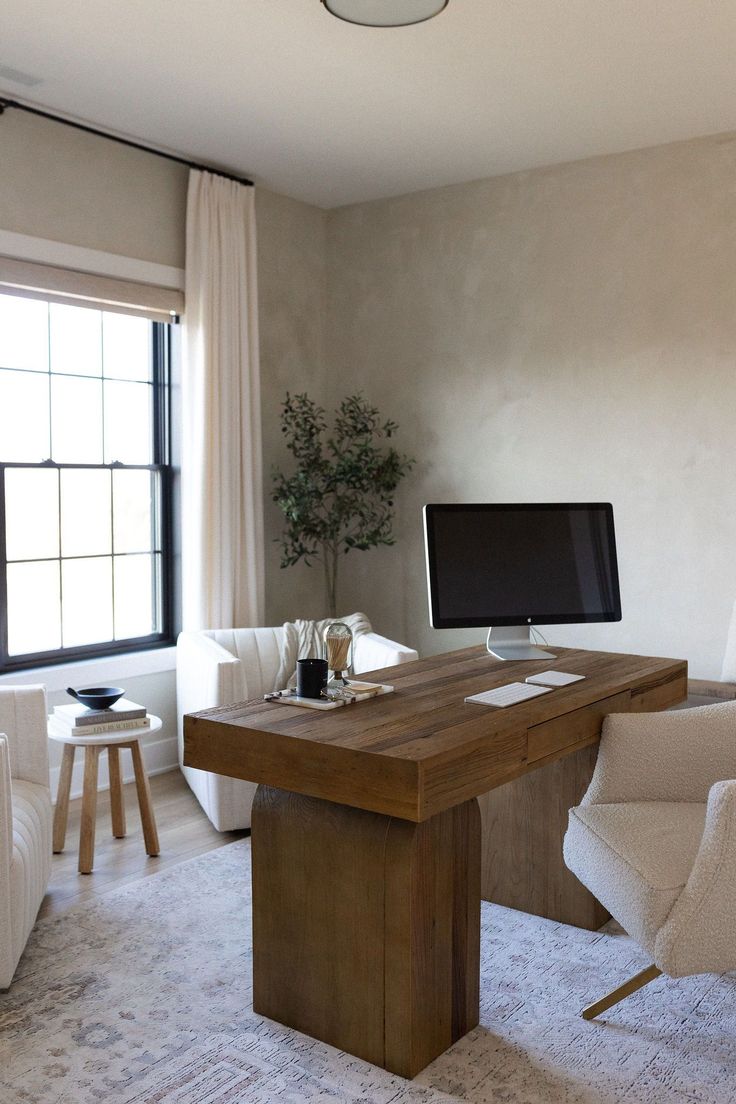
[49,715,162,874]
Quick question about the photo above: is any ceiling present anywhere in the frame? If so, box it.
[2,0,736,208]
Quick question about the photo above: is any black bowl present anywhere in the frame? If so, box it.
[67,686,125,710]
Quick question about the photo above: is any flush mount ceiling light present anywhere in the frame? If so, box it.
[321,0,449,27]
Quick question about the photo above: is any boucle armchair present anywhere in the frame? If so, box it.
[0,685,52,989]
[563,700,736,1019]
[176,623,418,831]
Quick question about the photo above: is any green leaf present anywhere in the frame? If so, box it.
[271,391,414,587]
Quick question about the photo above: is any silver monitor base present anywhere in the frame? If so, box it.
[486,626,556,661]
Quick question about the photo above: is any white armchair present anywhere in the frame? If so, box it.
[563,700,736,1019]
[0,685,52,989]
[177,623,418,831]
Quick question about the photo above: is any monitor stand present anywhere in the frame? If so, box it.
[486,626,556,662]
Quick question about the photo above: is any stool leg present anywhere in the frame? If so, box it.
[53,744,75,853]
[79,745,101,874]
[130,740,159,857]
[108,745,126,838]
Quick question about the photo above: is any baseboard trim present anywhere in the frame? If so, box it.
[50,735,179,803]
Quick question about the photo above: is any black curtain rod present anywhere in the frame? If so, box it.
[0,96,254,188]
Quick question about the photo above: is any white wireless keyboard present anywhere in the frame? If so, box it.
[464,682,553,708]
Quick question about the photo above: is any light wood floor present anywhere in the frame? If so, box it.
[39,769,248,920]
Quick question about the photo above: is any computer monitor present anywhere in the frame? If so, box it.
[423,503,622,661]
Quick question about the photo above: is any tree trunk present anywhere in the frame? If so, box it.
[323,545,339,617]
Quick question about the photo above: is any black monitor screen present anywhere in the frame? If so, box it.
[424,503,622,628]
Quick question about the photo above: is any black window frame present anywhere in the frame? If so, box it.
[0,313,175,673]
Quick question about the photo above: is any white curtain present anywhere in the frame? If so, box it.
[182,170,264,630]
[721,598,736,682]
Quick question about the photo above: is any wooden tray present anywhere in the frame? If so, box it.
[270,680,394,710]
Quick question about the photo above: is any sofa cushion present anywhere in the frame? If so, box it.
[11,779,52,968]
[564,801,706,955]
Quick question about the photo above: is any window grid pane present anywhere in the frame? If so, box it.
[61,469,112,558]
[3,465,165,658]
[104,380,153,465]
[114,553,160,640]
[51,376,104,464]
[103,312,152,382]
[5,468,59,561]
[113,469,159,553]
[0,369,51,462]
[49,303,103,377]
[0,295,49,373]
[0,293,170,668]
[7,560,62,656]
[62,556,114,648]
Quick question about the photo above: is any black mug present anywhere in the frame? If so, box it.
[296,658,328,699]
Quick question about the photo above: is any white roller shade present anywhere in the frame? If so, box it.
[0,255,183,321]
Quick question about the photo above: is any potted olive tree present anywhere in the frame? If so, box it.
[272,392,414,616]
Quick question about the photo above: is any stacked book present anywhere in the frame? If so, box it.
[49,699,150,739]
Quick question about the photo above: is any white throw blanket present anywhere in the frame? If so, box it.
[274,612,372,691]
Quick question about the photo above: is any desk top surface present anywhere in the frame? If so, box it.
[184,646,687,822]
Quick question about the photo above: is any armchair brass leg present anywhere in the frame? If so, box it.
[581,964,662,1020]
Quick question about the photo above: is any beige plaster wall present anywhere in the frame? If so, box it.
[0,107,188,266]
[255,188,331,625]
[325,134,736,679]
[5,103,736,680]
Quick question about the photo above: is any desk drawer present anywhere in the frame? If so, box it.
[527,691,631,763]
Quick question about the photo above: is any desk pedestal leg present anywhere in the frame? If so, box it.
[478,742,609,930]
[251,786,480,1079]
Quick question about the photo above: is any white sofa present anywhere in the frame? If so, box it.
[177,624,418,831]
[0,686,52,989]
[564,700,736,1017]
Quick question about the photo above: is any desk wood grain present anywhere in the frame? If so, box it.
[252,785,480,1079]
[187,645,687,1077]
[184,646,687,823]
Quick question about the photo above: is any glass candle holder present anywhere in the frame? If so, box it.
[323,622,354,686]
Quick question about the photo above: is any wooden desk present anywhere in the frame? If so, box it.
[184,646,686,1078]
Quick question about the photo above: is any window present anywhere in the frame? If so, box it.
[0,292,173,670]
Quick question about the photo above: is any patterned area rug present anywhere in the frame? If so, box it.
[1,839,735,1104]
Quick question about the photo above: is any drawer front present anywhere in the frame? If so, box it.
[527,690,631,763]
